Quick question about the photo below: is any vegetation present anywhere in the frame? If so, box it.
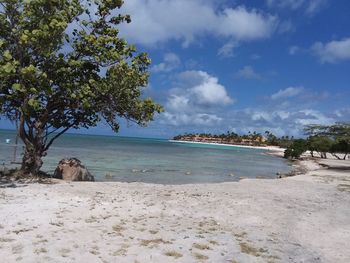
[284,123,350,160]
[174,123,350,160]
[284,139,307,159]
[173,131,293,147]
[174,131,265,146]
[0,0,162,175]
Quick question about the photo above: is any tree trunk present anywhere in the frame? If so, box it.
[21,145,44,175]
[17,114,46,175]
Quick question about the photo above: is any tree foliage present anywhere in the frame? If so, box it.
[0,0,163,174]
[307,135,334,158]
[304,123,350,159]
[284,139,307,159]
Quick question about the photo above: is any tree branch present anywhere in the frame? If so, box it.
[44,126,71,151]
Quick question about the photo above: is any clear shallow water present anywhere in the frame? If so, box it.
[0,130,291,184]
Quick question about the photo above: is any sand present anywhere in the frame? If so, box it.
[169,140,286,152]
[0,158,350,263]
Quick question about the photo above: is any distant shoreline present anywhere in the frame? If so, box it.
[169,139,285,152]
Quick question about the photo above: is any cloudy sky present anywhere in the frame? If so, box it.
[2,0,350,138]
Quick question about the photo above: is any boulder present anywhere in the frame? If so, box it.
[54,158,94,181]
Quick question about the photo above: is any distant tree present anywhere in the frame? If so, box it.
[0,0,162,175]
[305,123,350,159]
[284,139,307,159]
[307,136,334,159]
[265,131,279,146]
[331,139,350,160]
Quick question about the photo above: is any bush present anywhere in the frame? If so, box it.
[284,139,307,159]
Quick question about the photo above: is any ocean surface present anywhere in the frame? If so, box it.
[0,129,292,184]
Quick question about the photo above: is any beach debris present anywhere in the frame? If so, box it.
[53,158,94,181]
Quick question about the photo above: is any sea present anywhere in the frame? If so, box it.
[0,129,292,184]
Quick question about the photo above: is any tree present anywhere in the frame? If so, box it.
[284,139,307,159]
[0,0,163,175]
[307,136,334,159]
[330,138,350,160]
[305,123,350,159]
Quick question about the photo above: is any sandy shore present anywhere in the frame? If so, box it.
[1,158,350,262]
[168,140,285,152]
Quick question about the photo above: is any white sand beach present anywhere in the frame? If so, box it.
[1,158,350,263]
[169,140,286,152]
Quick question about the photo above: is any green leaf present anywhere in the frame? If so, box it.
[12,83,22,91]
[3,50,12,61]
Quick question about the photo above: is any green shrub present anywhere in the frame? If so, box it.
[284,139,307,159]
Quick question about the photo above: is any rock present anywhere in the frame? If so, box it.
[54,158,94,181]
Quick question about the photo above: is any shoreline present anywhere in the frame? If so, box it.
[1,158,349,262]
[169,139,285,152]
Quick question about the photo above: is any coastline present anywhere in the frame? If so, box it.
[1,157,350,262]
[169,139,285,152]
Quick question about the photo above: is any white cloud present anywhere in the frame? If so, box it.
[161,70,234,126]
[266,0,304,10]
[162,112,222,126]
[278,20,294,33]
[172,71,234,107]
[250,54,261,60]
[153,85,345,137]
[266,0,327,15]
[305,0,328,15]
[190,71,233,106]
[311,38,350,63]
[334,108,350,118]
[166,95,190,112]
[296,109,334,126]
[218,41,238,58]
[235,66,261,80]
[289,45,300,55]
[151,53,181,73]
[271,86,304,100]
[119,1,279,46]
[216,7,278,40]
[223,108,335,137]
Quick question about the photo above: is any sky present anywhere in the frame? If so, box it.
[1,0,350,138]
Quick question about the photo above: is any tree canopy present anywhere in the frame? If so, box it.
[0,0,163,174]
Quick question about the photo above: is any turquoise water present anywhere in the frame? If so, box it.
[0,129,291,184]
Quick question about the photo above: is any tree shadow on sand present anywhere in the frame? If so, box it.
[0,169,56,188]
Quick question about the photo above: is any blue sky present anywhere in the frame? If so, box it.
[1,0,350,138]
